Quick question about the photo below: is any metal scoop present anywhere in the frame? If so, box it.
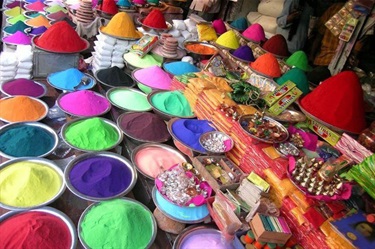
[73,77,90,90]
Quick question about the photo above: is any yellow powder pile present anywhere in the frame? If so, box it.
[100,12,143,39]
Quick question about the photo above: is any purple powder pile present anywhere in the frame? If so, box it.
[232,45,255,62]
[2,78,45,97]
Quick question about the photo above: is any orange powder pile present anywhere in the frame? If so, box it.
[185,43,217,55]
[25,15,51,28]
[0,96,46,122]
[250,53,281,78]
[100,12,143,39]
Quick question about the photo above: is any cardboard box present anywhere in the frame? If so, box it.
[264,81,296,106]
[267,87,302,115]
[306,117,341,146]
[250,213,292,244]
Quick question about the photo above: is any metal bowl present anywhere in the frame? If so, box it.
[56,90,112,118]
[78,197,157,249]
[117,112,171,145]
[94,68,135,91]
[265,109,306,123]
[199,131,234,154]
[64,152,137,202]
[23,10,46,19]
[0,206,77,249]
[106,87,152,112]
[0,78,47,98]
[131,68,171,94]
[0,122,59,159]
[147,90,196,121]
[0,157,66,210]
[46,72,96,92]
[131,143,187,180]
[0,96,49,123]
[183,41,219,61]
[61,117,124,153]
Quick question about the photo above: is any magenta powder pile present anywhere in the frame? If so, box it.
[2,78,45,97]
[58,90,111,117]
[118,112,170,142]
[133,66,172,90]
[2,31,31,45]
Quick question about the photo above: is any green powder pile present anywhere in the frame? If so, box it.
[123,52,162,68]
[80,199,154,249]
[64,117,119,150]
[151,91,193,117]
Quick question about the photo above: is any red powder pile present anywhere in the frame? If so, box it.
[250,53,281,78]
[0,211,72,249]
[97,0,118,15]
[262,34,289,57]
[300,71,367,133]
[143,9,167,29]
[34,21,88,53]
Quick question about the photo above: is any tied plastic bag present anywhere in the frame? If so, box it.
[96,33,117,46]
[173,19,187,30]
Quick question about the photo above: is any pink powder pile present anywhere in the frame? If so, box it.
[133,66,172,90]
[58,90,111,117]
[3,31,32,45]
[25,1,46,11]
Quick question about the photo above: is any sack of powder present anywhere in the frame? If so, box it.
[111,56,124,64]
[93,57,111,68]
[112,50,124,57]
[181,30,192,40]
[172,20,186,30]
[184,19,197,33]
[115,39,129,47]
[0,52,18,66]
[168,28,181,37]
[0,70,16,77]
[15,45,33,62]
[15,73,32,79]
[94,46,112,56]
[94,40,114,52]
[111,62,124,68]
[114,44,131,53]
[96,33,117,46]
[17,67,32,74]
[17,61,33,70]
[0,65,17,72]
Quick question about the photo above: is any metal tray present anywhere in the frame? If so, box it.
[106,87,152,112]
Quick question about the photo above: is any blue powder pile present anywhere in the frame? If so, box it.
[48,68,94,91]
[163,61,200,76]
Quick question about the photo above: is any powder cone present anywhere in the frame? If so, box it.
[45,5,68,13]
[212,19,227,35]
[231,45,254,62]
[25,15,51,28]
[97,0,118,15]
[230,17,248,31]
[6,1,26,9]
[300,71,366,133]
[142,9,168,29]
[262,34,289,57]
[25,1,46,11]
[4,6,24,17]
[117,0,132,7]
[276,68,309,94]
[3,31,32,45]
[33,21,89,53]
[216,30,239,50]
[47,10,68,21]
[7,14,27,25]
[241,23,265,43]
[286,50,311,72]
[4,21,31,35]
[250,53,281,78]
[100,12,143,39]
[133,0,147,5]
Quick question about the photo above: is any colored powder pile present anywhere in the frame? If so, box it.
[164,61,200,76]
[216,30,239,49]
[4,21,31,34]
[69,156,132,198]
[30,26,47,36]
[0,211,72,249]
[117,0,132,7]
[180,231,233,248]
[276,68,309,94]
[45,5,67,13]
[300,71,367,133]
[25,1,46,11]
[133,145,185,178]
[100,12,142,38]
[185,43,217,55]
[80,199,154,249]
[47,10,68,21]
[286,50,311,72]
[64,117,119,150]
[0,125,55,157]
[123,52,162,68]
[232,45,254,62]
[212,19,227,34]
[59,90,110,116]
[119,112,170,142]
[262,34,289,57]
[108,88,151,111]
[98,0,118,15]
[34,21,88,53]
[48,68,93,91]
[96,66,134,87]
[171,119,215,152]
[133,0,147,5]
[250,53,281,78]
[4,6,24,17]
[142,9,167,29]
[0,96,46,122]
[7,14,27,25]
[151,91,193,117]
[242,23,266,43]
[27,12,44,18]
[3,31,32,45]
[133,66,172,89]
[25,15,51,28]
[1,78,45,97]
[230,17,248,31]
[0,161,62,207]
[6,1,25,9]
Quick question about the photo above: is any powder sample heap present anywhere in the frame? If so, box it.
[7,14,27,25]
[216,30,240,50]
[0,161,62,207]
[47,10,68,21]
[212,19,227,35]
[185,43,217,55]
[300,71,367,133]
[142,9,167,29]
[25,15,51,28]
[133,66,172,90]
[118,112,170,142]
[2,31,32,45]
[250,53,281,78]
[98,0,118,15]
[1,79,45,97]
[48,68,93,91]
[4,6,24,17]
[286,50,311,72]
[0,125,55,157]
[171,119,215,152]
[30,26,48,36]
[25,1,46,11]
[164,61,200,76]
[151,91,193,117]
[80,199,154,249]
[230,17,248,31]
[232,45,255,62]
[34,21,88,53]
[4,21,31,34]
[100,12,143,39]
[0,96,46,122]
[123,52,162,68]
[179,230,233,248]
[64,117,119,150]
[96,66,134,87]
[276,68,309,94]
[0,211,72,249]
[58,90,110,117]
[108,88,151,111]
[69,156,133,198]
[262,34,289,57]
